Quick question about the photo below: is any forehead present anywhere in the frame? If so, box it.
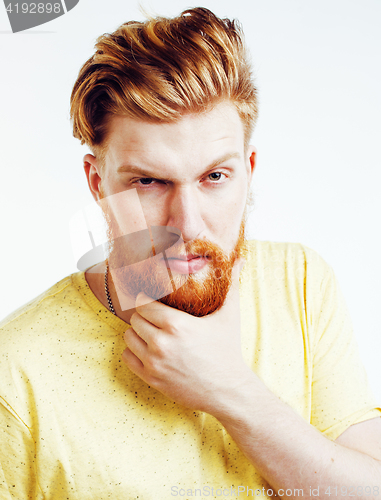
[104,102,245,175]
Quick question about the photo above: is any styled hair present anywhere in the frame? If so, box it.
[70,7,258,158]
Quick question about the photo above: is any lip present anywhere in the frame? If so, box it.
[174,253,202,261]
[165,255,209,274]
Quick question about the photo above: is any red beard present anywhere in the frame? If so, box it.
[107,222,246,317]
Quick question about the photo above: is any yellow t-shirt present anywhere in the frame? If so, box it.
[0,241,380,499]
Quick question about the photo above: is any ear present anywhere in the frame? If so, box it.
[83,154,103,202]
[246,145,257,181]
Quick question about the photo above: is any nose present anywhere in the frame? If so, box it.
[166,185,207,242]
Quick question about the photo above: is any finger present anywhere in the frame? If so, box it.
[135,292,185,328]
[121,347,144,376]
[124,327,148,361]
[130,312,159,344]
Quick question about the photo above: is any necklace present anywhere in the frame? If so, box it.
[104,262,116,316]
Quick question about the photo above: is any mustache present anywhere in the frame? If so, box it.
[162,239,229,263]
[106,225,230,268]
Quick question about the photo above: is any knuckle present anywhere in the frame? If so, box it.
[124,328,134,345]
[130,312,139,328]
[144,356,160,376]
[164,317,181,335]
[150,334,167,357]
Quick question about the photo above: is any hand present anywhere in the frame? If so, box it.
[122,259,254,415]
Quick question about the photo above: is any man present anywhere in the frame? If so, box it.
[1,7,380,500]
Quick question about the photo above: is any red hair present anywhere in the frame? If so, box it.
[70,7,258,158]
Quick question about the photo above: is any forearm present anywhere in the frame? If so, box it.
[213,372,381,500]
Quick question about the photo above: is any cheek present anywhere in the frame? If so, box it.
[205,193,246,240]
[219,185,248,241]
[138,195,168,227]
[216,182,248,221]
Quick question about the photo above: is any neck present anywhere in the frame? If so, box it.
[85,261,136,325]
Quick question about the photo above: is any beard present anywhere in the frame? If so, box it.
[101,194,247,317]
[158,232,245,317]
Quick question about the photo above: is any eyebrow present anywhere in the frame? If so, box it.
[116,152,242,179]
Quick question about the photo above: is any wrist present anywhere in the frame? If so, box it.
[207,366,271,424]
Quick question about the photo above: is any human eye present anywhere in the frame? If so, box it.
[205,172,227,183]
[139,177,155,185]
[133,177,158,187]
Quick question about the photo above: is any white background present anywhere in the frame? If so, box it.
[0,0,380,401]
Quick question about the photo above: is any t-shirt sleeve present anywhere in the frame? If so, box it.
[307,254,381,440]
[0,399,40,499]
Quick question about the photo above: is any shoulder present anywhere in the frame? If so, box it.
[0,272,85,337]
[244,239,332,282]
[245,238,324,260]
[242,239,338,344]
